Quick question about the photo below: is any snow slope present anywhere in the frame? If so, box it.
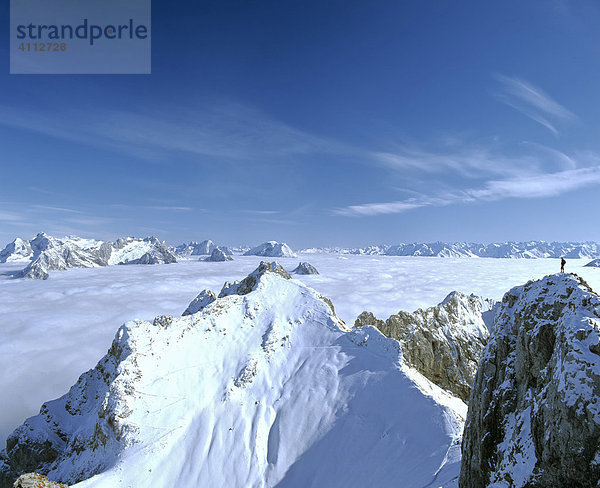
[0,263,465,488]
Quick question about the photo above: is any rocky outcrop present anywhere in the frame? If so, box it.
[0,262,465,488]
[243,241,297,258]
[585,259,600,268]
[203,248,233,262]
[292,262,319,275]
[355,291,495,401]
[13,473,68,487]
[460,273,600,488]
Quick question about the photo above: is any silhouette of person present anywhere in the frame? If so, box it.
[561,257,566,273]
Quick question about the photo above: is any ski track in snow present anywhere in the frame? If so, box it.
[1,253,599,450]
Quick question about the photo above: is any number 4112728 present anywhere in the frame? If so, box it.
[18,42,67,52]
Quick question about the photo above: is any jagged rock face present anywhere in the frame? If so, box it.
[0,263,465,488]
[0,238,33,263]
[355,291,494,401]
[585,259,600,268]
[182,290,217,316]
[203,248,233,262]
[460,273,600,488]
[243,241,298,258]
[292,262,319,275]
[13,473,68,487]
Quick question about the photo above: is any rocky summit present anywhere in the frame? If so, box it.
[460,273,600,488]
[355,291,495,402]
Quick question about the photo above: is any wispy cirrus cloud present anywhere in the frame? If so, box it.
[335,159,600,217]
[372,146,542,179]
[0,211,24,222]
[493,74,577,135]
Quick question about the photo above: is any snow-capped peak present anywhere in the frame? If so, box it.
[243,241,298,258]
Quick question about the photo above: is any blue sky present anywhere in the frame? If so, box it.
[1,1,600,248]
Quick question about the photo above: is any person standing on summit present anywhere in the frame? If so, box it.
[561,257,566,273]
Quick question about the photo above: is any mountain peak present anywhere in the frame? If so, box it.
[219,261,291,297]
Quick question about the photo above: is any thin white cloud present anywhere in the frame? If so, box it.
[0,211,23,222]
[494,74,577,135]
[0,102,348,162]
[334,200,427,217]
[239,210,280,215]
[30,205,84,214]
[144,206,194,212]
[335,164,600,217]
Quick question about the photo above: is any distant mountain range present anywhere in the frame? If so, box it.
[301,241,600,259]
[4,235,600,281]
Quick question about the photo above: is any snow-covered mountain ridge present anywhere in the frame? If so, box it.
[461,273,600,487]
[0,262,465,488]
[1,234,176,279]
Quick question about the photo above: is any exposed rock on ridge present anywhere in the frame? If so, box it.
[13,473,68,487]
[355,291,495,401]
[460,273,600,488]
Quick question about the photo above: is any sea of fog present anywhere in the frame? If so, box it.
[1,254,599,446]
